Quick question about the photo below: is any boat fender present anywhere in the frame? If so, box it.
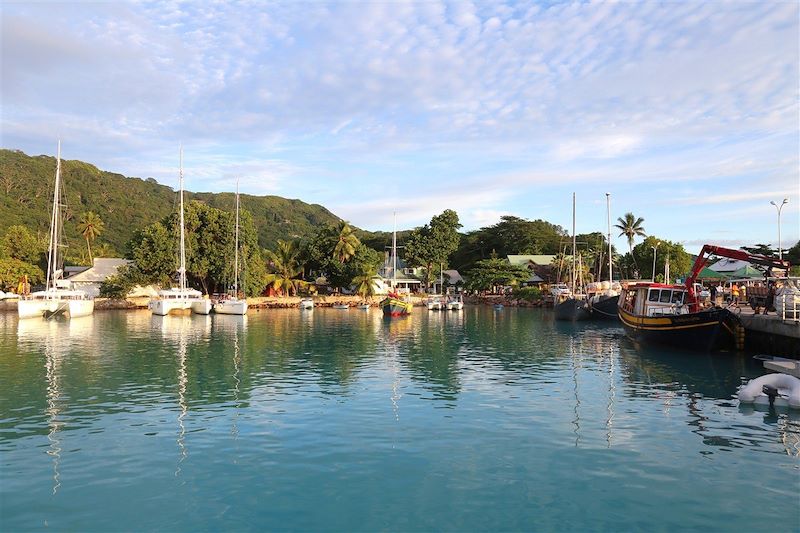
[738,373,800,409]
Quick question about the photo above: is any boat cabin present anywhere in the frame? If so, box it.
[619,283,689,317]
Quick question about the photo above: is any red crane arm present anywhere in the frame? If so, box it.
[684,245,790,311]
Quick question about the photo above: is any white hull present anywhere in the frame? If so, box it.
[214,299,248,315]
[300,299,314,309]
[149,297,211,316]
[18,297,94,319]
[427,302,442,310]
[191,299,212,315]
[447,301,464,310]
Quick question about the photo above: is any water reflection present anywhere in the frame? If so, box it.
[16,316,96,494]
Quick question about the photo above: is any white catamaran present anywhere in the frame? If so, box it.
[18,142,94,320]
[214,180,248,315]
[149,147,212,316]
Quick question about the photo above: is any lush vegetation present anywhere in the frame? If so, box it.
[0,149,341,257]
[404,209,462,290]
[5,148,791,296]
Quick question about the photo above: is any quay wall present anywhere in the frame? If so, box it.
[738,313,800,358]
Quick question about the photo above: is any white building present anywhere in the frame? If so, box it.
[67,258,131,297]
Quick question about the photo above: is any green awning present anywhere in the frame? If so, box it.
[695,267,728,279]
[729,265,764,279]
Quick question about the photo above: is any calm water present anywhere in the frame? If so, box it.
[1,308,798,532]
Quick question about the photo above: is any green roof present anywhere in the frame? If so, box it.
[729,265,764,279]
[507,254,561,266]
[695,267,728,279]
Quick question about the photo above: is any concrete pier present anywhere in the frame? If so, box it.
[737,308,800,358]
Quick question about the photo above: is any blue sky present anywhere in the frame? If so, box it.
[2,1,798,254]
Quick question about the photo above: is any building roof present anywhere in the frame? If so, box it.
[507,254,560,266]
[442,269,464,284]
[68,258,131,283]
[708,258,750,273]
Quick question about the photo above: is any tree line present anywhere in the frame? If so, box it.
[2,201,798,296]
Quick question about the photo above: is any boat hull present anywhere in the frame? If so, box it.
[554,297,590,321]
[447,302,464,310]
[618,306,737,351]
[588,295,619,320]
[381,297,411,316]
[150,298,211,316]
[214,299,248,315]
[18,298,94,319]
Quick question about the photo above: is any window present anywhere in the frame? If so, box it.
[671,291,684,304]
[648,289,660,302]
[660,290,672,303]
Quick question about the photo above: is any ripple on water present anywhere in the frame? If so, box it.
[0,308,797,532]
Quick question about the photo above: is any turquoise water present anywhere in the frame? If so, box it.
[1,308,798,532]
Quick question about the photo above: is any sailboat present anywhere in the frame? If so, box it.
[554,193,590,321]
[214,180,248,315]
[149,147,212,316]
[18,141,94,319]
[586,193,621,320]
[380,213,412,317]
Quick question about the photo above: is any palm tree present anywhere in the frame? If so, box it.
[264,240,306,296]
[613,212,646,253]
[333,221,360,263]
[352,264,379,302]
[77,211,104,264]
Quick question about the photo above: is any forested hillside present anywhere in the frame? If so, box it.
[0,149,342,254]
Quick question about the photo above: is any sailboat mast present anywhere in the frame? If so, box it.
[606,192,612,285]
[571,192,576,293]
[392,212,397,288]
[234,179,239,296]
[46,140,61,293]
[179,146,187,293]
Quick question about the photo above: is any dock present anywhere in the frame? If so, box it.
[737,307,800,358]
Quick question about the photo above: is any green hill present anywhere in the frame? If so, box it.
[0,149,343,254]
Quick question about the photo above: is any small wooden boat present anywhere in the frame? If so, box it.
[357,303,370,310]
[333,304,350,310]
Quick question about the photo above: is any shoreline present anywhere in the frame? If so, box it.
[0,294,547,312]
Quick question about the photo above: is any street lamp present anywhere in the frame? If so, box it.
[651,242,659,283]
[770,198,789,260]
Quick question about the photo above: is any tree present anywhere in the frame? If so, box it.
[351,264,380,301]
[127,222,176,286]
[404,209,462,291]
[465,257,530,293]
[613,212,646,253]
[450,216,567,270]
[76,211,104,264]
[630,236,691,282]
[333,221,360,263]
[0,258,44,292]
[741,244,777,257]
[1,225,42,264]
[264,240,305,296]
[302,223,382,291]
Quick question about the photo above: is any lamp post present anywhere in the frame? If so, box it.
[651,242,659,283]
[770,198,789,260]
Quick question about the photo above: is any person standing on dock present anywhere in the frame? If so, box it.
[731,283,740,308]
[763,282,775,315]
[740,284,747,307]
[710,284,717,305]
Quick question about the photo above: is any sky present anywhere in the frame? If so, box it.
[2,1,798,254]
